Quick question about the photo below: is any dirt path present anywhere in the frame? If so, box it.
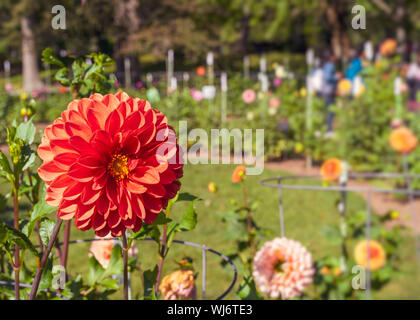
[265,159,420,230]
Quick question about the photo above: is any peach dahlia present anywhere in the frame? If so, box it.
[38,92,183,237]
[253,237,314,299]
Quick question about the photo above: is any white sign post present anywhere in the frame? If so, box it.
[221,72,228,124]
[167,49,174,93]
[124,57,131,88]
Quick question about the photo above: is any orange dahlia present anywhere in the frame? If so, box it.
[196,66,206,76]
[320,158,342,182]
[389,127,418,154]
[354,240,386,271]
[232,165,246,183]
[159,269,197,300]
[379,38,397,57]
[253,237,314,299]
[337,79,352,96]
[89,236,113,268]
[37,92,183,237]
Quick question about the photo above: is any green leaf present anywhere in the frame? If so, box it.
[54,67,70,86]
[103,245,123,278]
[0,221,10,243]
[237,275,262,300]
[143,266,158,300]
[16,120,36,145]
[0,151,13,181]
[151,211,172,225]
[2,222,38,257]
[22,152,36,171]
[178,192,201,202]
[39,219,56,246]
[178,200,198,231]
[23,199,56,237]
[322,226,342,245]
[41,47,65,67]
[87,256,105,286]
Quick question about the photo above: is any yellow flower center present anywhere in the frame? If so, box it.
[108,153,129,181]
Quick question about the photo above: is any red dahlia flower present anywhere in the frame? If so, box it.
[38,92,183,237]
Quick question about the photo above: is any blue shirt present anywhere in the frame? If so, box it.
[345,58,363,81]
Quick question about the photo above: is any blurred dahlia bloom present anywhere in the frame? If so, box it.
[269,97,281,109]
[337,79,352,96]
[242,89,256,104]
[232,165,246,183]
[379,39,397,57]
[89,236,113,268]
[389,127,418,154]
[253,237,314,299]
[4,82,13,92]
[37,92,183,237]
[190,89,203,102]
[159,269,197,300]
[354,240,386,271]
[320,158,342,182]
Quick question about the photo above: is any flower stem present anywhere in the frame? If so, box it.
[13,187,20,300]
[122,232,129,300]
[154,223,168,298]
[29,218,63,300]
[60,220,71,272]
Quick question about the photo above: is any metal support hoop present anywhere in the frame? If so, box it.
[259,172,420,300]
[63,237,237,300]
[0,238,237,300]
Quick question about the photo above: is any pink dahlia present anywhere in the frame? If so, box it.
[242,89,256,104]
[38,92,183,237]
[253,237,314,299]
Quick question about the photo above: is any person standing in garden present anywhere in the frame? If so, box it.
[406,50,420,111]
[345,48,363,81]
[321,51,340,135]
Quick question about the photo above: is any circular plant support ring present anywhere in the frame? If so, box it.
[0,238,237,300]
[259,172,420,300]
[67,237,237,300]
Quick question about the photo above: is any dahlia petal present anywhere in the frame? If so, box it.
[132,194,146,219]
[122,111,145,132]
[53,152,79,170]
[105,109,123,137]
[69,136,95,154]
[110,223,125,237]
[143,194,163,213]
[95,227,110,237]
[58,209,75,220]
[106,176,119,206]
[49,174,73,190]
[97,192,111,215]
[122,135,140,155]
[145,183,166,198]
[68,162,96,182]
[164,180,181,200]
[38,161,64,183]
[63,181,84,201]
[37,144,54,162]
[76,204,96,221]
[107,210,121,229]
[87,100,110,131]
[102,94,120,110]
[50,139,78,155]
[132,166,160,184]
[126,179,147,194]
[159,168,176,184]
[92,213,107,231]
[81,184,102,205]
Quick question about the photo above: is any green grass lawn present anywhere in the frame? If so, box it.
[1,163,420,299]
